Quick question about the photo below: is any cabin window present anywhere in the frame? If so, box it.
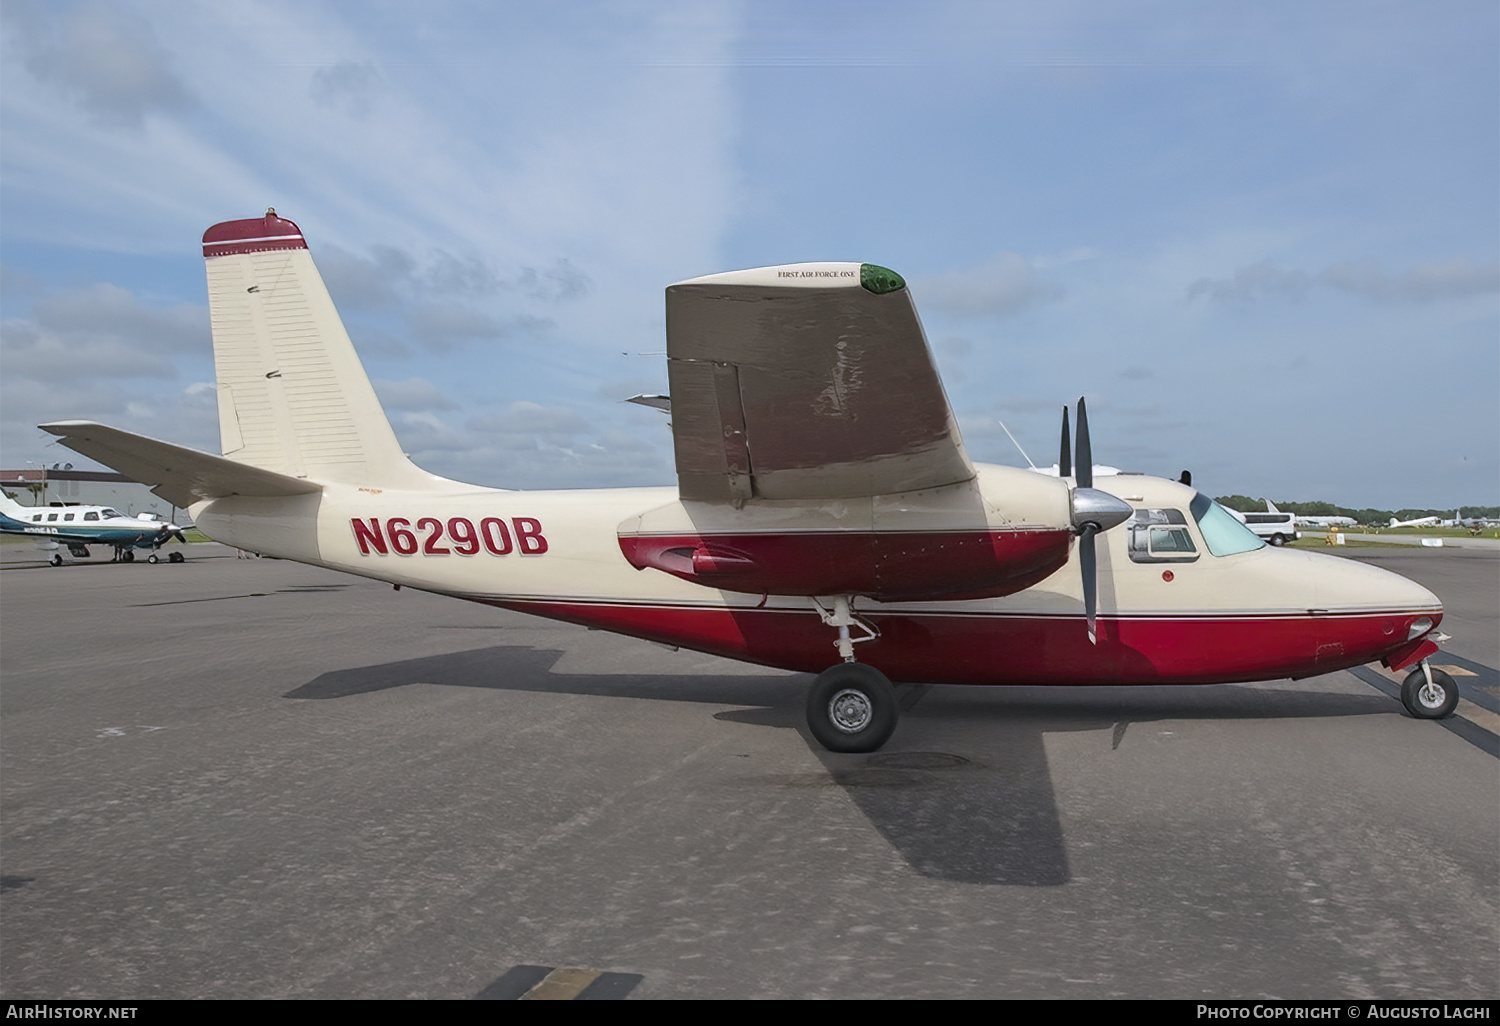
[46,513,58,521]
[84,511,99,521]
[1190,493,1265,556]
[31,514,41,522]
[63,513,75,521]
[1126,508,1199,563]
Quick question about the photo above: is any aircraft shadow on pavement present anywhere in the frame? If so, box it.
[288,644,1397,887]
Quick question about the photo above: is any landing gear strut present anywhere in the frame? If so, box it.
[1401,661,1459,719]
[805,596,895,752]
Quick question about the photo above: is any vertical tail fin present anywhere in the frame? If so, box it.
[202,211,436,490]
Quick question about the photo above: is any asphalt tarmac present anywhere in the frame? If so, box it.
[1,542,1495,999]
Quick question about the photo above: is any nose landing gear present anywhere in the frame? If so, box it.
[1401,661,1459,719]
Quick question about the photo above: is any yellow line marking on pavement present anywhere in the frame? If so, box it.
[1457,699,1500,737]
[522,967,603,1000]
[1433,664,1478,676]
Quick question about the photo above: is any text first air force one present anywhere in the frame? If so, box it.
[39,212,1456,751]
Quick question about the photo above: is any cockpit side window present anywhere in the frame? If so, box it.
[84,511,99,521]
[100,509,123,519]
[1127,508,1200,563]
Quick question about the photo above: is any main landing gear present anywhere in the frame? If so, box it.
[1401,661,1459,719]
[805,597,896,753]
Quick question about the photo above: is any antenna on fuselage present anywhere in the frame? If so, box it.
[995,417,1037,470]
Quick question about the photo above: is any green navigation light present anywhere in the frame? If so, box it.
[859,263,906,295]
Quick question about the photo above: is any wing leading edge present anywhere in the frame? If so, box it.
[665,263,973,504]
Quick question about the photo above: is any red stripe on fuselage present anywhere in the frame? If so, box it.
[475,598,1442,687]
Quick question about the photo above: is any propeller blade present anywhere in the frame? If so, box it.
[1058,406,1072,478]
[1075,396,1092,490]
[1079,522,1099,644]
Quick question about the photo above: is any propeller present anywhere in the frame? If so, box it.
[1060,397,1134,645]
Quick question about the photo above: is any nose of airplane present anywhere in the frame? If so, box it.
[1310,549,1444,640]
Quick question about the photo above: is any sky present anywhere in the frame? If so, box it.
[1,0,1495,510]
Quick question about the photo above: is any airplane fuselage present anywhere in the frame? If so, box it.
[191,465,1442,688]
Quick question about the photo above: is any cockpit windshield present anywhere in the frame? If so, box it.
[99,509,124,520]
[1189,493,1265,556]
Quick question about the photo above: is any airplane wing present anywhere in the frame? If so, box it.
[665,263,974,503]
[38,421,321,509]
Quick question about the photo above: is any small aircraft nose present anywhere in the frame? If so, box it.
[1314,551,1443,629]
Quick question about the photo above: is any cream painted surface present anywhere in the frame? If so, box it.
[673,262,866,288]
[206,248,445,491]
[189,469,1439,624]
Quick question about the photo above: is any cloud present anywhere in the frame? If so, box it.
[0,283,206,382]
[404,304,549,353]
[914,253,1063,317]
[372,377,458,412]
[425,250,501,297]
[1188,257,1498,305]
[318,245,417,311]
[470,400,593,439]
[6,0,192,128]
[516,259,592,303]
[310,60,382,119]
[1318,258,1500,303]
[1186,259,1311,303]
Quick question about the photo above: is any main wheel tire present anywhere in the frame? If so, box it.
[168,551,185,563]
[49,554,62,567]
[806,663,898,753]
[120,550,134,563]
[1401,666,1459,719]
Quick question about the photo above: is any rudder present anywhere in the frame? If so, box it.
[202,211,436,490]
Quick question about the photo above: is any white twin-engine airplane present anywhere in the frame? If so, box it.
[39,211,1458,751]
[0,492,187,565]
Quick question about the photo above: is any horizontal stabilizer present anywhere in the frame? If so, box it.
[38,421,321,509]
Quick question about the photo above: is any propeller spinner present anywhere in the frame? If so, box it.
[1060,398,1134,644]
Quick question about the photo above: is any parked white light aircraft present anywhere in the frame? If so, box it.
[0,492,187,564]
[1295,514,1357,529]
[1389,515,1442,529]
[38,212,1458,750]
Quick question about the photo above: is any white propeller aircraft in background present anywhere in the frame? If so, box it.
[0,492,187,565]
[38,212,1458,751]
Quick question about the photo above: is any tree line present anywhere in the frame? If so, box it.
[1214,496,1499,525]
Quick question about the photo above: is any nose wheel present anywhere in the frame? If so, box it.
[1401,662,1459,719]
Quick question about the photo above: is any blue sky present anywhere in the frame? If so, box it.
[2,0,1495,509]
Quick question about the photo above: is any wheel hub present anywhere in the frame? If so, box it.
[1418,682,1446,709]
[828,688,873,733]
